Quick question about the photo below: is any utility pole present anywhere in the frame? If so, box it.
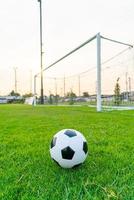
[64,76,65,97]
[125,72,128,100]
[96,33,101,112]
[78,75,80,97]
[14,67,17,93]
[128,77,131,93]
[128,77,131,100]
[37,0,44,104]
[54,78,57,95]
[125,72,128,92]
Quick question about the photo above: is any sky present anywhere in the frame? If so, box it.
[0,0,134,95]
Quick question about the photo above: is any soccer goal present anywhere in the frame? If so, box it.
[34,33,133,111]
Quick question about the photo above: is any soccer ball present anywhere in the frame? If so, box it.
[50,129,88,168]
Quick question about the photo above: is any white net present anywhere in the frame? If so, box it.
[36,38,97,103]
[35,34,134,110]
[101,38,134,109]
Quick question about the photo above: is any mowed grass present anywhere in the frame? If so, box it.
[0,105,134,200]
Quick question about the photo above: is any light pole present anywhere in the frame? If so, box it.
[37,0,44,104]
[34,74,37,97]
[14,67,17,93]
[78,75,80,97]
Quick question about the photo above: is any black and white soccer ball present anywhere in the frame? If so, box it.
[50,129,88,168]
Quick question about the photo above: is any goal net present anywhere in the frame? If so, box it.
[101,38,134,110]
[35,33,134,111]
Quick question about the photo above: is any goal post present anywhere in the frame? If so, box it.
[96,33,101,112]
[34,33,133,111]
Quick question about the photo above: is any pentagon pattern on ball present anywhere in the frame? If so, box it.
[51,137,57,148]
[50,129,88,168]
[83,141,88,154]
[61,146,75,159]
[64,130,77,137]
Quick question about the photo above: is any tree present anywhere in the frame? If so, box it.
[9,90,20,96]
[66,91,77,98]
[114,81,121,105]
[23,93,33,98]
[66,90,76,105]
[83,92,89,97]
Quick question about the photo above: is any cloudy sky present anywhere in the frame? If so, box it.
[0,0,134,95]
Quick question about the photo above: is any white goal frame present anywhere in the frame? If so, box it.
[34,33,133,111]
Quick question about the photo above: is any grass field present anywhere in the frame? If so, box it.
[0,105,134,200]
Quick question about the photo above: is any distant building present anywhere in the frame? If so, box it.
[0,95,23,104]
[0,97,8,104]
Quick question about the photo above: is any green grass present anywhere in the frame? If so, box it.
[0,105,134,200]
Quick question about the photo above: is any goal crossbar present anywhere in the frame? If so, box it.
[43,34,97,72]
[101,36,133,48]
